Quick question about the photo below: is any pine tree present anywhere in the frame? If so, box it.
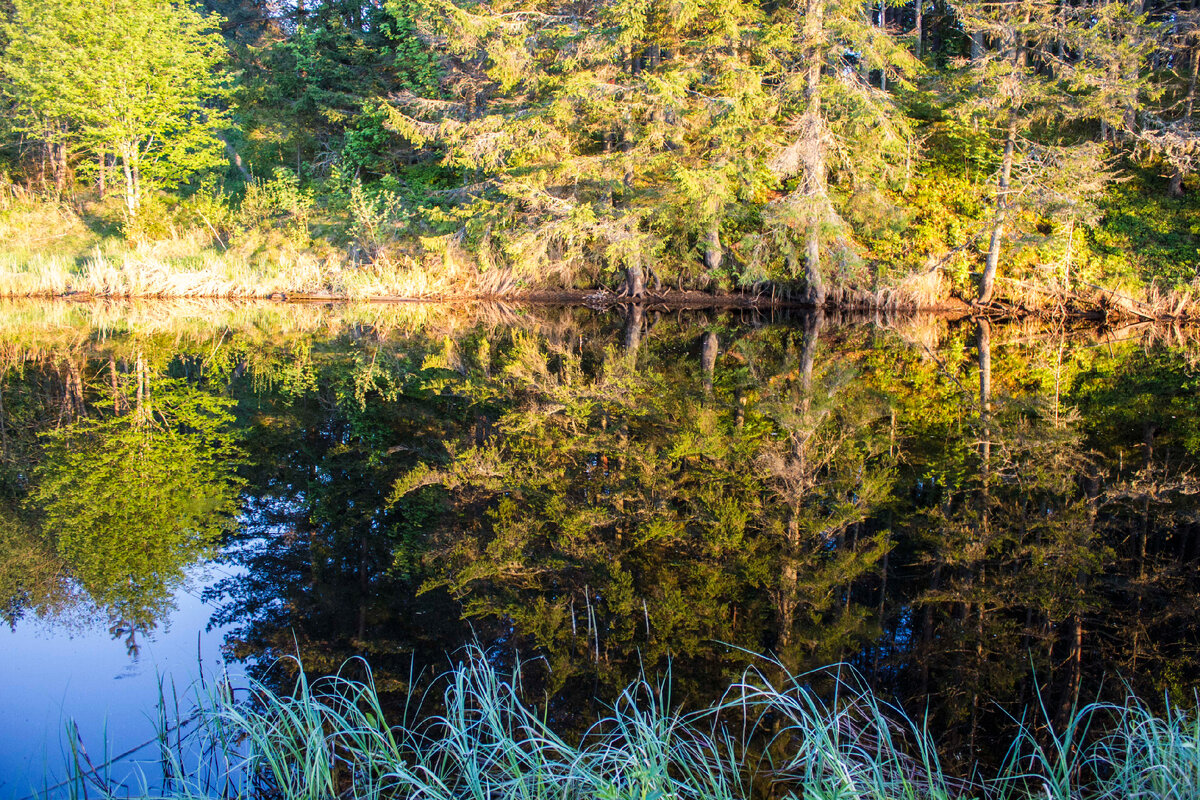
[953,0,1086,303]
[760,0,917,302]
[951,0,1167,303]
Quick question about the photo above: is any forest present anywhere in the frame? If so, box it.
[0,0,1199,307]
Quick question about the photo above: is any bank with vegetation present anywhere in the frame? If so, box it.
[2,0,1200,309]
[1,0,1199,309]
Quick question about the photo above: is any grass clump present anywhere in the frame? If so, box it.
[50,648,1200,800]
[0,178,488,301]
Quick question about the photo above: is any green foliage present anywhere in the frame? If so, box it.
[31,378,244,630]
[348,176,412,254]
[341,104,399,178]
[236,167,314,243]
[383,0,919,287]
[228,0,441,184]
[1090,166,1200,287]
[0,501,76,628]
[0,0,230,213]
[382,0,441,97]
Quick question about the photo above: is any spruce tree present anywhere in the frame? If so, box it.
[952,0,1165,302]
[385,0,915,296]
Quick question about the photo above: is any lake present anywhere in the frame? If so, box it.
[1,299,1197,793]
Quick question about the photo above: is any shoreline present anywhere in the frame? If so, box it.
[4,287,1194,324]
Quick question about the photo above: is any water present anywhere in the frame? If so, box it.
[0,566,229,794]
[1,299,1198,788]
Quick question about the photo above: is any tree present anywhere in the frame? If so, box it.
[953,0,1075,305]
[952,0,1162,303]
[0,0,230,214]
[761,0,917,303]
[384,0,915,297]
[1140,7,1200,197]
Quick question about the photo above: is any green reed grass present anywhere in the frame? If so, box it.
[47,648,1199,800]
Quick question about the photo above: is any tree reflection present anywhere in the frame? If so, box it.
[379,312,902,707]
[204,336,473,688]
[1,305,1198,766]
[1,348,244,651]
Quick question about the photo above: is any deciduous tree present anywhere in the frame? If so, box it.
[0,0,230,214]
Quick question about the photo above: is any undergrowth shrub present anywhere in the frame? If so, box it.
[236,168,314,246]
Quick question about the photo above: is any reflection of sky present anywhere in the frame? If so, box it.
[0,565,237,797]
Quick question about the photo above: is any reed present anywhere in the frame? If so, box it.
[45,648,1199,800]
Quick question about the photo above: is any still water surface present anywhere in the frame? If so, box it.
[1,299,1198,790]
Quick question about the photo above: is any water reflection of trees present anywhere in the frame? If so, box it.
[0,343,243,652]
[890,322,1200,764]
[383,313,897,707]
[1,306,1198,765]
[203,337,473,686]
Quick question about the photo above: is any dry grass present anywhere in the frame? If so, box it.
[987,274,1200,322]
[818,267,954,312]
[0,190,497,301]
[0,247,495,300]
[894,267,947,309]
[881,313,950,352]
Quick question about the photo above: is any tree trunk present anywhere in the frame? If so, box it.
[978,319,992,530]
[53,140,68,198]
[120,146,139,216]
[98,148,107,198]
[800,0,827,307]
[0,379,7,457]
[358,533,369,641]
[776,510,801,651]
[1187,42,1198,121]
[879,0,887,90]
[1169,169,1185,197]
[805,229,825,305]
[980,122,1016,304]
[703,219,723,273]
[39,138,48,194]
[919,563,941,697]
[623,302,645,355]
[915,0,924,58]
[63,357,85,420]
[1132,423,1155,671]
[799,309,823,412]
[217,133,253,182]
[1056,612,1084,727]
[647,43,661,69]
[1170,44,1199,197]
[135,349,146,423]
[624,264,646,298]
